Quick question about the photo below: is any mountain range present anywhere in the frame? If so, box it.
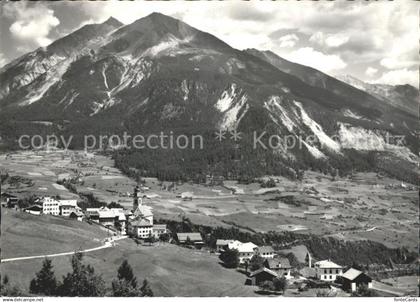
[0,13,418,182]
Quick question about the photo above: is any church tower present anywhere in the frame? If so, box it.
[305,252,312,268]
[133,185,141,211]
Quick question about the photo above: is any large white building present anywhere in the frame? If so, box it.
[227,240,258,263]
[59,199,81,216]
[36,197,82,217]
[40,197,60,215]
[130,203,155,238]
[130,217,153,238]
[314,260,343,281]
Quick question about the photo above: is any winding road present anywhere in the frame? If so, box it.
[1,235,128,263]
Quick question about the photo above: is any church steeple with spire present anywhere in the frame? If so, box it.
[133,185,141,211]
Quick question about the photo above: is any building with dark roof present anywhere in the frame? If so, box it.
[264,257,292,278]
[250,267,279,286]
[177,232,204,247]
[215,239,235,252]
[340,268,372,292]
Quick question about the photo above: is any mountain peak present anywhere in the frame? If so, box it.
[147,12,169,18]
[102,16,123,28]
[129,11,185,32]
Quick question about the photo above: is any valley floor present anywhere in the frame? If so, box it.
[1,150,417,250]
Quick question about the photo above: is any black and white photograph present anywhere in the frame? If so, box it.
[0,0,418,299]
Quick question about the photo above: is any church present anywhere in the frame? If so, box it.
[128,185,167,239]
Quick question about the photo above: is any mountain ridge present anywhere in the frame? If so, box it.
[0,12,417,183]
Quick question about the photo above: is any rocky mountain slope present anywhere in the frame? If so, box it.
[0,13,418,182]
[337,74,418,116]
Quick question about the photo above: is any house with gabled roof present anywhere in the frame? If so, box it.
[153,224,168,238]
[227,241,258,263]
[257,246,275,259]
[314,259,343,281]
[340,268,372,292]
[129,217,153,238]
[264,257,292,278]
[177,232,204,247]
[59,199,81,216]
[85,206,127,233]
[216,239,235,252]
[69,211,84,221]
[24,204,43,215]
[250,267,279,286]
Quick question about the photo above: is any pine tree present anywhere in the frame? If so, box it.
[140,279,153,297]
[117,260,137,288]
[219,248,240,268]
[249,254,265,272]
[112,260,140,297]
[30,258,57,296]
[273,277,287,293]
[57,252,105,297]
[112,279,139,297]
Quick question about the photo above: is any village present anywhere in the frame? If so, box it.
[1,182,417,297]
[0,150,418,297]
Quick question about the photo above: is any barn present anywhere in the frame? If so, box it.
[341,268,373,292]
[250,267,278,286]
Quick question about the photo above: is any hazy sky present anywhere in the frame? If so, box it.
[0,1,417,86]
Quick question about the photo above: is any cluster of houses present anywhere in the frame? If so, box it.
[3,186,167,239]
[1,192,84,219]
[171,234,372,293]
[1,189,377,295]
[23,197,84,219]
[216,240,276,263]
[251,253,372,293]
[213,238,373,293]
[82,186,168,239]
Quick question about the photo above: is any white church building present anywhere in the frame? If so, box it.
[128,186,167,239]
